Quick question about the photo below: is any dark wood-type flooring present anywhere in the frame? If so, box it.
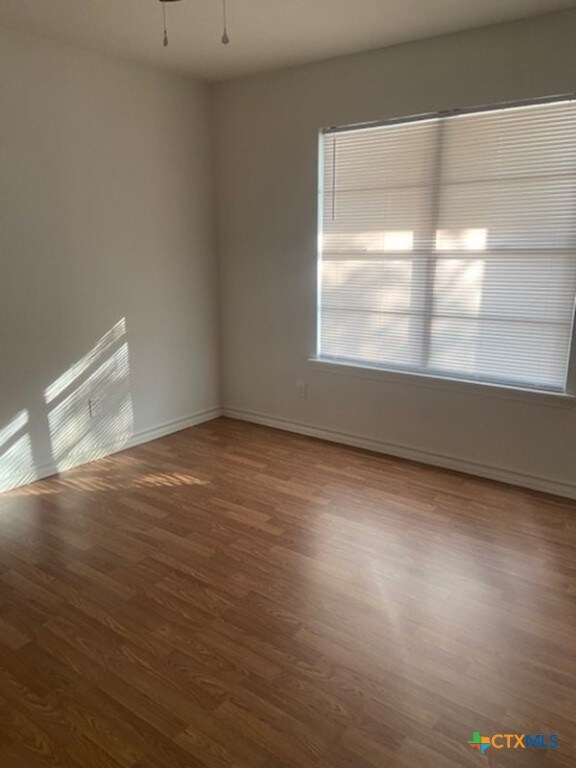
[0,417,575,767]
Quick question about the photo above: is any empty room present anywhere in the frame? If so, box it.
[1,1,576,766]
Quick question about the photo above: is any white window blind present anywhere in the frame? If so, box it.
[318,99,576,393]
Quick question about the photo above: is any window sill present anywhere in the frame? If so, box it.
[307,358,576,408]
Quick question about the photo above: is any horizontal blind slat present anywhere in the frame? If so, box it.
[319,99,576,392]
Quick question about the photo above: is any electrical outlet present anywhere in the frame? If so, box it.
[296,380,308,399]
[88,398,101,418]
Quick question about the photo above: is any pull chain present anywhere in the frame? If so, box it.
[159,0,230,49]
[221,0,230,44]
[162,0,169,47]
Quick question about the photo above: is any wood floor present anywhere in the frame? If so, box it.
[0,417,575,767]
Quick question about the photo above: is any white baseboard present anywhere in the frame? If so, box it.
[123,408,222,452]
[223,407,576,501]
[7,404,574,501]
[1,407,222,494]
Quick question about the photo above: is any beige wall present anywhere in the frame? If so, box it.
[2,11,576,498]
[0,28,220,491]
[213,10,576,498]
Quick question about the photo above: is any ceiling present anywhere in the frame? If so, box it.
[0,0,575,81]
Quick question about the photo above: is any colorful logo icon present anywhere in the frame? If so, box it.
[468,732,559,753]
[469,732,491,754]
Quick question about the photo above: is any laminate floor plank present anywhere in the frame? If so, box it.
[0,416,575,766]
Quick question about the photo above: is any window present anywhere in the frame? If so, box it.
[318,99,576,393]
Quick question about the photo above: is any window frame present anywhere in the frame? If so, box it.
[314,94,576,401]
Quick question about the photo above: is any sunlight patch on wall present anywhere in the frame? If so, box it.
[45,319,127,405]
[0,319,136,495]
[46,323,134,474]
[0,410,37,493]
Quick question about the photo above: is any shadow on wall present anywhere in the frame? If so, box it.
[0,318,134,494]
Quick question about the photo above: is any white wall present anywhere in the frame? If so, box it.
[3,12,576,499]
[213,9,576,499]
[0,28,220,491]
